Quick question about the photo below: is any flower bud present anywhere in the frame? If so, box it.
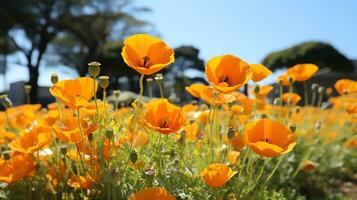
[130,150,138,164]
[105,128,114,139]
[278,79,283,85]
[253,84,260,94]
[288,76,295,85]
[51,74,59,85]
[0,94,12,108]
[318,86,325,94]
[273,98,282,106]
[311,83,318,91]
[60,146,67,155]
[289,123,296,133]
[24,84,32,94]
[99,76,109,89]
[295,106,301,114]
[260,114,268,119]
[227,127,235,140]
[113,90,121,98]
[154,73,163,84]
[88,133,93,141]
[88,61,101,77]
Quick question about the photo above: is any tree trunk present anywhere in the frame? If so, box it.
[29,67,39,104]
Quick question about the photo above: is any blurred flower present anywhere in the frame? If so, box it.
[251,64,272,82]
[121,34,175,75]
[301,160,318,172]
[68,174,95,189]
[244,118,296,157]
[205,55,252,93]
[0,154,35,183]
[281,93,301,105]
[200,163,237,188]
[129,187,176,200]
[185,83,208,98]
[6,104,41,129]
[334,79,357,95]
[286,63,318,82]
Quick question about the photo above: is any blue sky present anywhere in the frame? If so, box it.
[1,0,357,90]
[137,0,357,62]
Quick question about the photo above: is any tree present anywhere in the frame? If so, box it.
[52,0,151,77]
[262,41,354,72]
[1,0,86,101]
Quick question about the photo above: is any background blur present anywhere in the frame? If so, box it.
[1,0,357,105]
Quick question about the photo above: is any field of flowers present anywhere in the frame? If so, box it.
[0,34,356,200]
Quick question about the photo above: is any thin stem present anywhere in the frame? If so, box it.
[208,92,219,162]
[303,82,308,106]
[265,156,284,183]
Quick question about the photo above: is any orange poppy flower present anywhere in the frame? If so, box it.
[121,34,175,75]
[0,129,16,145]
[344,138,357,148]
[301,160,318,172]
[251,64,272,82]
[227,151,241,165]
[185,83,208,98]
[8,124,52,154]
[325,87,333,96]
[144,99,185,134]
[6,104,42,129]
[255,85,274,100]
[200,87,236,106]
[52,117,98,143]
[276,75,293,86]
[0,154,35,183]
[50,77,98,110]
[334,79,357,95]
[232,92,253,115]
[129,187,176,200]
[281,93,301,105]
[182,104,198,114]
[68,174,95,189]
[200,163,237,188]
[286,63,318,82]
[205,55,252,93]
[244,118,296,157]
[224,131,245,151]
[347,103,357,114]
[183,123,200,142]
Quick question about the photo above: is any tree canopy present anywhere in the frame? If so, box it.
[262,41,354,72]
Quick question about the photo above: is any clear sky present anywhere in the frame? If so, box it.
[136,0,357,63]
[1,0,357,91]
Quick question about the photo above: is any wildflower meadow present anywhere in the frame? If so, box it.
[0,34,356,200]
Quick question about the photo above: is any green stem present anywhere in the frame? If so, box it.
[303,82,308,106]
[265,156,284,183]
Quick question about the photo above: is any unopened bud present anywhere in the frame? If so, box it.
[311,83,318,91]
[60,146,67,155]
[318,86,325,94]
[227,127,235,140]
[289,123,296,133]
[113,90,121,98]
[273,98,282,106]
[260,114,268,118]
[88,61,101,77]
[295,106,301,114]
[51,74,59,84]
[288,76,295,85]
[253,84,260,94]
[88,133,93,141]
[99,76,109,89]
[130,150,138,164]
[0,95,12,108]
[105,128,114,139]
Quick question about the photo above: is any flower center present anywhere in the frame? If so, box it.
[160,120,169,128]
[142,56,150,68]
[218,75,231,86]
[265,138,272,144]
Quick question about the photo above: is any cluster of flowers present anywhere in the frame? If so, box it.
[0,34,356,199]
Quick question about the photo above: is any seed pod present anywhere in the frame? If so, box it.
[99,76,110,89]
[260,114,268,119]
[105,128,114,139]
[311,83,318,91]
[288,76,295,85]
[51,74,59,84]
[24,85,32,94]
[113,90,121,98]
[253,84,260,94]
[88,61,101,77]
[289,123,297,133]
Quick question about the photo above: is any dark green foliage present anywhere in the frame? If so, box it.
[262,41,354,72]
